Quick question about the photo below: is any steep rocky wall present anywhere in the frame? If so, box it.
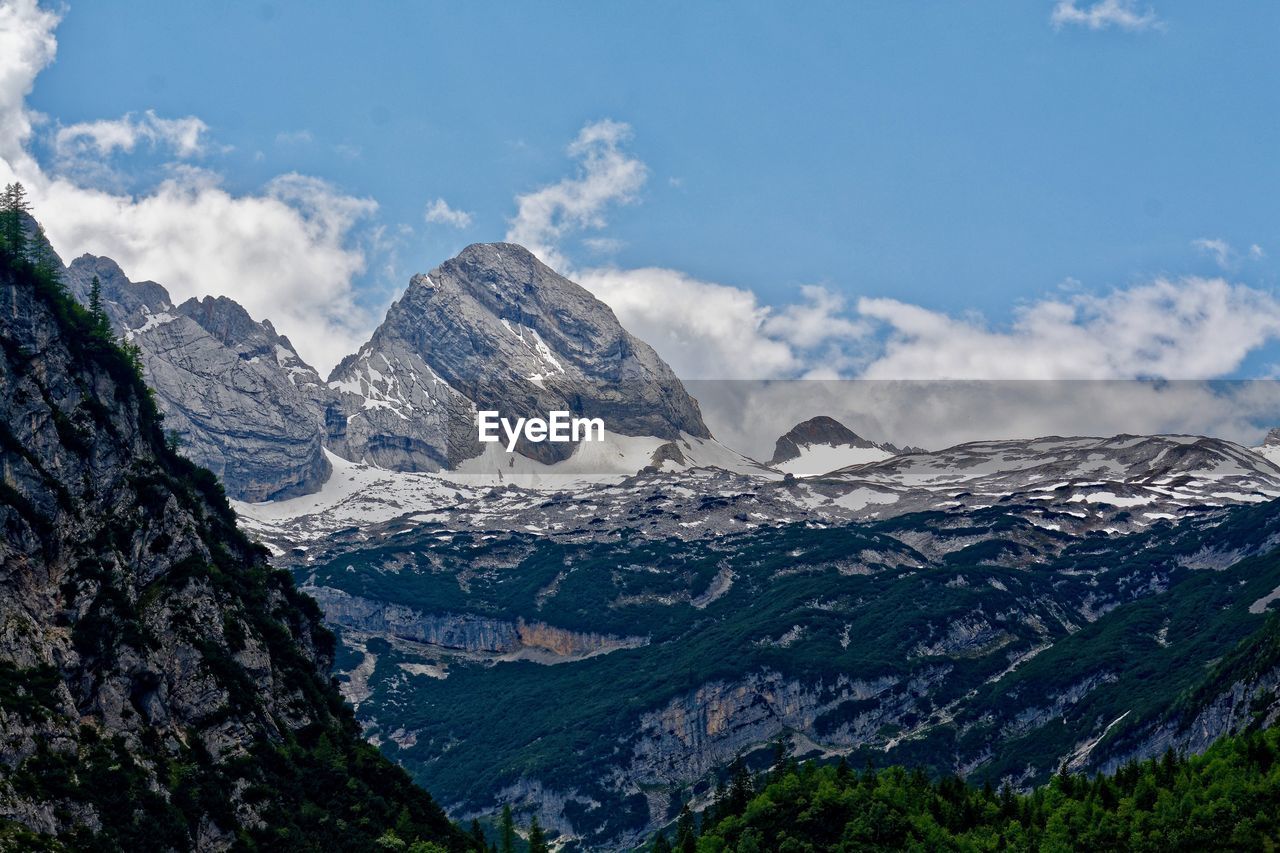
[0,256,460,849]
[308,585,647,659]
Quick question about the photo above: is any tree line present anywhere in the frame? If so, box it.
[647,726,1280,851]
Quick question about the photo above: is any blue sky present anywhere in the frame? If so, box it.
[2,0,1279,379]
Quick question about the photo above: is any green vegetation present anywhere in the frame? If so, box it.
[663,725,1280,851]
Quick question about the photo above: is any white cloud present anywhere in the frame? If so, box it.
[575,266,802,380]
[1051,0,1162,32]
[1250,243,1266,260]
[37,170,377,371]
[506,119,647,270]
[509,120,1280,385]
[582,236,624,255]
[857,277,1280,379]
[424,197,473,229]
[691,378,1280,460]
[0,0,58,179]
[55,110,209,161]
[0,0,378,374]
[1191,237,1233,269]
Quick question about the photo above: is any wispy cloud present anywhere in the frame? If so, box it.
[857,279,1280,379]
[1051,0,1162,32]
[275,129,313,146]
[506,119,647,271]
[423,197,473,229]
[1191,237,1267,270]
[1191,237,1233,269]
[55,110,209,161]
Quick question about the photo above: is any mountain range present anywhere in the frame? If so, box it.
[19,221,1280,849]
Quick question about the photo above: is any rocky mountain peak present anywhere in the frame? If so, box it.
[766,415,912,477]
[66,253,171,318]
[770,416,877,464]
[1265,428,1280,447]
[63,253,331,501]
[325,242,710,469]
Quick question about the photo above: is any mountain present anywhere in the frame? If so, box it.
[326,243,710,471]
[0,238,468,848]
[768,415,909,476]
[239,432,1280,557]
[60,243,731,493]
[241,429,1280,849]
[63,255,330,502]
[35,223,1280,847]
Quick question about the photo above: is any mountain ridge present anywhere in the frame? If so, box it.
[0,233,469,849]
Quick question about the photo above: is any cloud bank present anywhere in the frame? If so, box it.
[512,120,1280,385]
[4,1,1274,394]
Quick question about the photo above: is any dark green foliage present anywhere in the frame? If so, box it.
[526,817,547,853]
[0,182,31,256]
[321,490,1280,844]
[499,805,515,853]
[687,726,1280,851]
[87,274,110,338]
[237,727,462,852]
[674,804,697,853]
[0,661,61,721]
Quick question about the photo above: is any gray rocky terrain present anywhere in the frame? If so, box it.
[63,255,330,501]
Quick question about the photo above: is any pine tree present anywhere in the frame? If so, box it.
[0,182,31,257]
[469,818,486,850]
[88,275,111,336]
[30,224,61,286]
[499,805,515,853]
[527,816,548,853]
[674,804,697,853]
[728,759,753,815]
[651,831,673,853]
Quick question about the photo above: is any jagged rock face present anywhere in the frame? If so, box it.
[63,255,330,502]
[327,243,710,468]
[0,260,457,848]
[1266,428,1280,447]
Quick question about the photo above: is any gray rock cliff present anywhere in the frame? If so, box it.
[63,255,331,501]
[326,243,710,468]
[0,249,460,848]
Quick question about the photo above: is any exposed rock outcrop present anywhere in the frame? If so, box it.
[326,243,710,469]
[308,586,647,660]
[769,416,887,465]
[0,247,462,848]
[63,255,330,501]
